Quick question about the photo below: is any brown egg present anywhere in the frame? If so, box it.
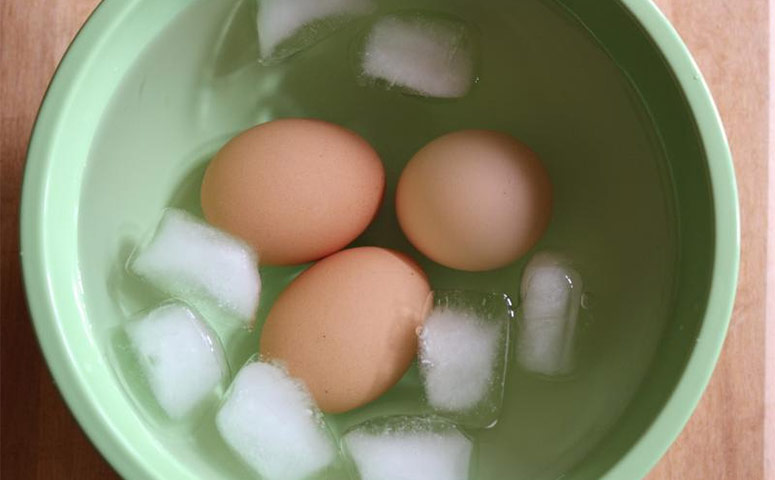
[396,130,553,271]
[259,247,430,413]
[201,118,385,265]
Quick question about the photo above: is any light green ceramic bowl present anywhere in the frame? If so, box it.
[21,0,738,478]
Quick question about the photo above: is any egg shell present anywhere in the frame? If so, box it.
[259,247,430,413]
[201,118,385,265]
[396,130,553,271]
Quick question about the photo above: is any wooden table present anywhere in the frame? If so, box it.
[1,0,771,478]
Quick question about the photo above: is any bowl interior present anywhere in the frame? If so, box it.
[24,0,724,478]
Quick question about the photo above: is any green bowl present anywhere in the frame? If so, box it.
[21,0,738,478]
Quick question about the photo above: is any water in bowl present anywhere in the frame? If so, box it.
[78,0,677,478]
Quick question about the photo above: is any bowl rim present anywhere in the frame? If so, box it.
[20,0,739,479]
[595,0,740,477]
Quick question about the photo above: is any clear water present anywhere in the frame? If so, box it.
[78,0,678,478]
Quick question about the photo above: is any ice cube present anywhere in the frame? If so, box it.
[359,13,476,98]
[129,209,261,327]
[418,290,512,428]
[216,360,337,480]
[517,252,583,376]
[125,302,228,420]
[344,415,473,480]
[257,0,375,62]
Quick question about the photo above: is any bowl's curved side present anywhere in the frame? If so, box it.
[20,0,739,479]
[20,1,199,479]
[596,0,739,478]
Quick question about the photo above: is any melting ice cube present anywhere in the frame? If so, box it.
[125,301,228,420]
[216,359,337,480]
[517,252,583,376]
[129,209,261,327]
[359,12,476,98]
[418,290,512,428]
[257,0,375,63]
[343,415,473,480]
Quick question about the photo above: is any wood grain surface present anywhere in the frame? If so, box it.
[0,0,771,479]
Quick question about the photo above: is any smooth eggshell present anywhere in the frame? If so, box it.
[201,118,385,265]
[396,130,552,271]
[259,247,430,413]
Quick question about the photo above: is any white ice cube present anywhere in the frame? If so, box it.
[417,291,512,427]
[361,14,475,98]
[419,308,500,412]
[129,209,261,326]
[125,302,228,419]
[344,416,473,480]
[216,360,336,480]
[517,252,582,376]
[258,0,375,61]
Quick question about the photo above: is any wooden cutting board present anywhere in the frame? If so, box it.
[1,0,771,478]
